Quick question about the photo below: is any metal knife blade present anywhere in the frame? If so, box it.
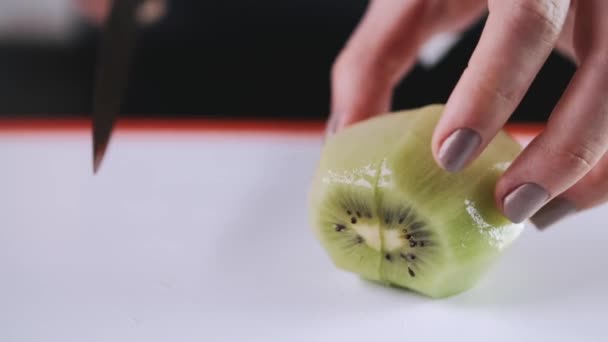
[92,0,143,173]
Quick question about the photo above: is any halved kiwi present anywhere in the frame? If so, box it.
[309,104,524,298]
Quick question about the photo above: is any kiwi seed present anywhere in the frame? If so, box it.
[399,252,416,262]
[410,222,424,231]
[412,231,431,239]
[310,104,526,298]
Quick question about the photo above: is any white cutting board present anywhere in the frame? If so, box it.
[0,129,606,342]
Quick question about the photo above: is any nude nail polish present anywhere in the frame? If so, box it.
[503,183,550,223]
[324,114,340,138]
[437,128,481,173]
[530,197,577,230]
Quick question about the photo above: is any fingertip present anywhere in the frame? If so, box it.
[75,0,167,26]
[324,113,341,139]
[494,159,529,218]
[136,0,167,25]
[530,197,577,230]
[434,127,482,173]
[75,0,112,25]
[431,94,489,173]
[501,182,550,223]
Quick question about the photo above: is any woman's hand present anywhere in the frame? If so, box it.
[74,0,166,25]
[329,0,608,229]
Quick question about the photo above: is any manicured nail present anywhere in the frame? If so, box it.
[530,197,577,230]
[324,114,339,139]
[503,183,550,223]
[437,128,482,172]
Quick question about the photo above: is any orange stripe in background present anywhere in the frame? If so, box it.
[0,118,324,134]
[0,118,544,139]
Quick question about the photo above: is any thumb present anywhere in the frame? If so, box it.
[329,0,430,135]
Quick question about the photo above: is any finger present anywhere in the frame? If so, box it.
[531,152,608,230]
[329,0,486,134]
[136,0,167,25]
[555,0,578,64]
[75,0,112,24]
[562,154,608,211]
[432,0,570,172]
[75,0,166,26]
[496,45,608,224]
[329,0,432,133]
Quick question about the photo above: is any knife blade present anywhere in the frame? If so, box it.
[92,0,143,173]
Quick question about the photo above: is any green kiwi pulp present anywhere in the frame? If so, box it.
[309,104,525,298]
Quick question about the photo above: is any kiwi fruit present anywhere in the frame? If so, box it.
[309,104,525,298]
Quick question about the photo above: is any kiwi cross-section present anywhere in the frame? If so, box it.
[309,104,525,298]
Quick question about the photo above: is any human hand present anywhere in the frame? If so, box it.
[74,0,166,25]
[329,0,608,230]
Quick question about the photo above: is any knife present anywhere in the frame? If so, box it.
[92,0,143,173]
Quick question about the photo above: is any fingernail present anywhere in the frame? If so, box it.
[437,128,482,172]
[324,114,339,139]
[530,197,577,230]
[503,183,550,223]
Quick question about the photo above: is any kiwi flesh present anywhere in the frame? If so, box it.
[309,104,524,298]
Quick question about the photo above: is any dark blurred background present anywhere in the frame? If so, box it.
[0,0,576,122]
